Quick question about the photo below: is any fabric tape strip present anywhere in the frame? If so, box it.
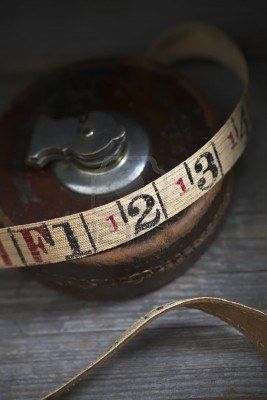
[0,23,250,268]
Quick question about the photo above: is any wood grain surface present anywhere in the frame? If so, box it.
[0,2,266,398]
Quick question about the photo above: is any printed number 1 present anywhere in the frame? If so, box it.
[227,132,237,149]
[176,177,187,195]
[106,215,118,232]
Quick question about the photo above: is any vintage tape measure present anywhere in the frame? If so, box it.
[1,24,266,400]
[0,23,249,269]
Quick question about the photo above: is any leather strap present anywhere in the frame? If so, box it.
[41,297,267,399]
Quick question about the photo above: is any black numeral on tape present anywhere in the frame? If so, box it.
[194,151,219,190]
[128,194,161,234]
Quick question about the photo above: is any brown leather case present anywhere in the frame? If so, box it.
[0,58,233,298]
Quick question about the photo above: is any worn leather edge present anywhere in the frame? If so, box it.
[41,297,267,400]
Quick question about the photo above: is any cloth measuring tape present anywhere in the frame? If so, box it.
[0,23,266,400]
[0,23,249,269]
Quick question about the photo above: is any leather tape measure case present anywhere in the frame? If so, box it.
[0,23,249,298]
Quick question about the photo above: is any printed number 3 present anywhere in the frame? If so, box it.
[195,151,218,190]
[128,194,160,234]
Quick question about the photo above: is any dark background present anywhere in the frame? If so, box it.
[0,1,266,399]
[0,0,266,73]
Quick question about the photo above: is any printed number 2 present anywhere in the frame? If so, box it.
[128,194,160,234]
